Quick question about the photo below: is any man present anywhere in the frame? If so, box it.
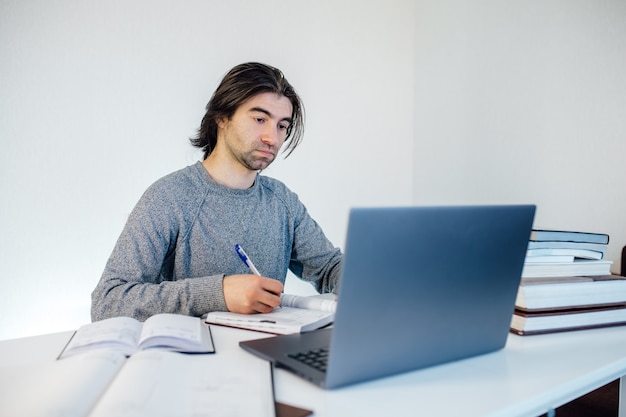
[91,62,342,322]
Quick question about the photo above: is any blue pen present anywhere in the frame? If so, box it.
[235,244,262,276]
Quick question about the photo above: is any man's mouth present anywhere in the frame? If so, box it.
[256,149,275,159]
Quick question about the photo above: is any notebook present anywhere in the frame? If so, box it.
[240,205,536,389]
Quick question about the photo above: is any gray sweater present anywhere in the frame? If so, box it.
[91,162,342,321]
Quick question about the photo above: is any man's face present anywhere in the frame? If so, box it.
[217,92,293,172]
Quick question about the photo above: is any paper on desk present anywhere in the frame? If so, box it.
[0,350,126,417]
[88,349,275,417]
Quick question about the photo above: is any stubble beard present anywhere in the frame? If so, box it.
[239,150,276,172]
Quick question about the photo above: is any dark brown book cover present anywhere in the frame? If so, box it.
[275,402,313,417]
[510,304,626,336]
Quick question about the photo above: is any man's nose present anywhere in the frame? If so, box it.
[261,125,280,146]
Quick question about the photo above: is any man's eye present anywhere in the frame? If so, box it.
[278,123,289,131]
[255,118,266,124]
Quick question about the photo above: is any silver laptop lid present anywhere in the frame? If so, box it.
[325,205,535,388]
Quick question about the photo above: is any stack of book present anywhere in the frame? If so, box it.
[522,229,612,278]
[511,228,626,335]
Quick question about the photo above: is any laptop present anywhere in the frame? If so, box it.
[240,205,536,389]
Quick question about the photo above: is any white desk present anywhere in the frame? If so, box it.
[1,325,625,417]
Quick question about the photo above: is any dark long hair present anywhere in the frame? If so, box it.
[191,62,305,160]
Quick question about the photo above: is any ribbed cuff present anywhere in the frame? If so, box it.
[188,274,228,316]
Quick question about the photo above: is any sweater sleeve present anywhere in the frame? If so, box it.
[286,193,343,295]
[90,182,228,322]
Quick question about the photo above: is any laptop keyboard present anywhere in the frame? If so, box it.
[288,348,329,373]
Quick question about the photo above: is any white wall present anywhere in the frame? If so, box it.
[2,0,625,341]
[0,0,415,340]
[413,1,626,270]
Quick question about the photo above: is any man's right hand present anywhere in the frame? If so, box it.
[222,274,284,314]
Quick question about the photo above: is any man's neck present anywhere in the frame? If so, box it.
[201,156,257,190]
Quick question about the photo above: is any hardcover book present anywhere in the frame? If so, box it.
[530,229,609,245]
[515,275,626,311]
[521,259,612,278]
[527,240,607,255]
[511,304,626,336]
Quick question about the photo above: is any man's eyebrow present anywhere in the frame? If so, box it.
[249,107,292,123]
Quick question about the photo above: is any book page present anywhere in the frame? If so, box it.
[206,306,334,334]
[521,276,593,286]
[138,313,213,353]
[60,317,142,358]
[89,350,275,417]
[280,293,338,313]
[269,306,334,323]
[0,350,126,417]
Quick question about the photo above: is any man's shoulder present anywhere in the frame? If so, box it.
[257,175,295,196]
[140,162,207,205]
[150,163,204,190]
[257,175,305,212]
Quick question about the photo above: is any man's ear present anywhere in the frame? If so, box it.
[216,116,229,129]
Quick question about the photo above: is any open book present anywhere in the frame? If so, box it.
[2,349,274,417]
[59,313,215,359]
[205,293,337,335]
[89,350,274,417]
